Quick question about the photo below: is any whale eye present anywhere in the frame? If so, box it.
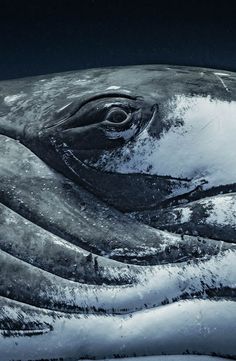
[104,107,129,125]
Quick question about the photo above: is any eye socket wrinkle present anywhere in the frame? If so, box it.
[44,92,140,131]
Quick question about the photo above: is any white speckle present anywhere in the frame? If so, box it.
[214,72,230,77]
[178,207,192,223]
[72,78,92,85]
[106,85,121,90]
[56,102,73,113]
[4,93,26,106]
[106,124,136,140]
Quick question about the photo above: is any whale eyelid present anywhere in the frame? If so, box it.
[68,92,139,118]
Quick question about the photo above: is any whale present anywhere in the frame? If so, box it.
[0,65,235,361]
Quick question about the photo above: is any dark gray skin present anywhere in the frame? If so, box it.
[0,65,236,361]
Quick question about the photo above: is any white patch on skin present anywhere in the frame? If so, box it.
[106,128,134,140]
[4,93,27,106]
[200,194,236,227]
[93,95,236,189]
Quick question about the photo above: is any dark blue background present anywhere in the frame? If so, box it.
[0,0,236,80]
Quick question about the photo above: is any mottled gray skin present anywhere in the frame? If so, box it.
[0,65,236,361]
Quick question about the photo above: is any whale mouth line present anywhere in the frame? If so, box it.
[76,156,193,183]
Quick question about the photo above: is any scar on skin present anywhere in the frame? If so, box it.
[214,73,230,93]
